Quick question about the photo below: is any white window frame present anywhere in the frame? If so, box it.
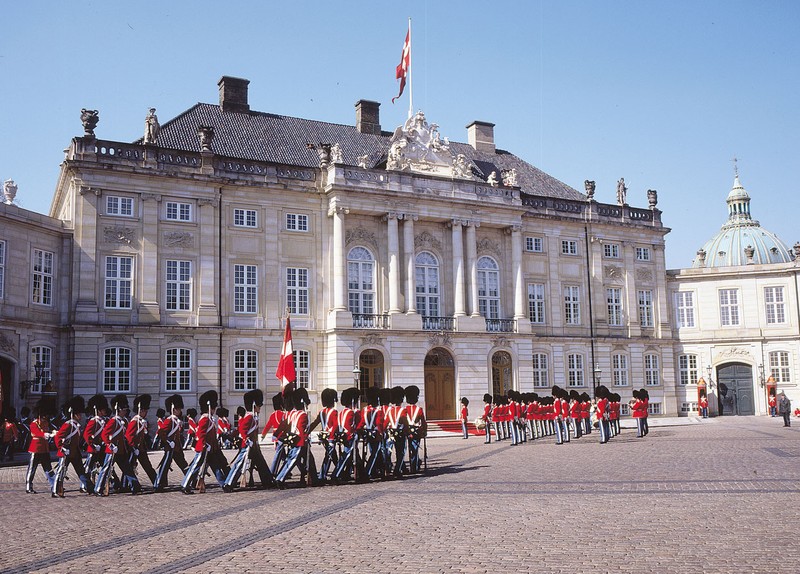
[166,260,192,311]
[564,285,581,325]
[647,402,662,415]
[29,346,53,394]
[32,248,54,306]
[165,348,192,392]
[105,255,133,309]
[636,247,651,261]
[675,291,695,328]
[234,264,258,314]
[612,354,629,386]
[477,257,500,319]
[769,351,791,384]
[415,251,440,317]
[764,286,786,325]
[527,283,545,324]
[233,208,258,228]
[620,403,630,417]
[561,239,578,256]
[719,288,740,327]
[0,239,6,299]
[294,349,310,389]
[106,196,133,217]
[103,347,131,393]
[233,349,258,391]
[165,201,192,222]
[347,247,375,315]
[567,353,585,387]
[603,243,620,258]
[285,213,309,232]
[532,353,549,388]
[525,236,543,253]
[680,402,698,413]
[645,354,660,386]
[678,354,698,386]
[286,267,309,315]
[638,289,654,328]
[607,288,623,327]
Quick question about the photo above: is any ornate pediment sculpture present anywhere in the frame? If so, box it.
[386,111,456,177]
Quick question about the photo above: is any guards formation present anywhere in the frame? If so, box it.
[22,384,428,496]
[477,385,651,446]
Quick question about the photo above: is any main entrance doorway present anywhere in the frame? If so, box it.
[717,363,755,416]
[424,348,455,420]
[491,351,513,396]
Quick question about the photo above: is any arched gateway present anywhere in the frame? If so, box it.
[424,348,455,419]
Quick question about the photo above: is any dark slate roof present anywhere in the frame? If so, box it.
[142,103,584,200]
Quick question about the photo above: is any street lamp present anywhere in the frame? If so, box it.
[20,361,45,399]
[352,362,361,390]
[593,364,602,398]
[758,364,765,388]
[705,365,714,391]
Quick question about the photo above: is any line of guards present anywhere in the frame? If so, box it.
[23,383,428,497]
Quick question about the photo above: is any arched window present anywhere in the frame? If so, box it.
[491,351,513,395]
[477,256,500,319]
[347,247,374,315]
[415,251,440,317]
[358,349,384,392]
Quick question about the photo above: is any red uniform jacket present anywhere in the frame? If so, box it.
[217,417,231,438]
[385,405,407,435]
[125,415,149,451]
[158,414,183,450]
[483,403,492,422]
[337,407,357,441]
[286,409,309,447]
[596,398,609,421]
[101,415,129,455]
[570,400,582,419]
[581,401,591,420]
[261,410,286,440]
[54,419,82,458]
[632,399,647,418]
[194,413,220,453]
[406,405,426,437]
[29,419,51,454]
[237,412,259,443]
[361,405,384,438]
[460,406,469,423]
[186,416,197,439]
[83,415,106,454]
[317,407,339,440]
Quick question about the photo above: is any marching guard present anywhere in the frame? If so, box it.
[385,386,407,477]
[332,387,360,483]
[404,385,427,474]
[261,393,288,475]
[275,388,314,488]
[361,386,385,479]
[309,388,339,484]
[482,393,493,444]
[181,390,230,494]
[52,396,90,497]
[83,394,109,492]
[155,394,189,491]
[224,389,274,491]
[127,394,157,487]
[26,400,56,494]
[95,394,142,496]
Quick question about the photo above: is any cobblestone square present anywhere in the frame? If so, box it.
[1,417,797,574]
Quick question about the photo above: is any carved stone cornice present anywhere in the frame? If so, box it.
[415,231,442,252]
[345,226,379,250]
[477,237,502,258]
[105,334,132,344]
[491,336,511,349]
[427,332,452,348]
[360,333,383,347]
[79,186,102,197]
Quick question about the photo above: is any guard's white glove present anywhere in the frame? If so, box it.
[110,444,118,454]
[168,441,175,449]
[61,447,70,456]
[133,448,140,457]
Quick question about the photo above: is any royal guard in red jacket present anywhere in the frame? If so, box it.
[631,390,647,438]
[699,391,709,418]
[460,397,470,440]
[360,387,385,479]
[182,391,231,494]
[482,393,493,444]
[224,389,274,491]
[640,388,650,436]
[569,390,583,439]
[595,386,611,444]
[25,400,56,494]
[608,393,621,437]
[275,388,313,487]
[183,408,197,449]
[261,392,288,475]
[155,394,188,491]
[384,386,407,477]
[332,387,361,482]
[52,396,90,497]
[580,393,592,435]
[95,394,142,496]
[82,394,109,491]
[405,385,427,473]
[309,388,339,483]
[126,394,157,487]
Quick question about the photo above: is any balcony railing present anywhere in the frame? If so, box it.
[485,318,516,333]
[352,313,390,329]
[421,316,455,331]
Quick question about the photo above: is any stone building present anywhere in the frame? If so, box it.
[2,76,675,418]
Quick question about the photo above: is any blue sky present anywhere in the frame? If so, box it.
[2,1,798,269]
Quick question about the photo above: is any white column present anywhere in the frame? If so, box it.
[452,219,466,317]
[403,214,417,314]
[511,225,526,320]
[331,204,347,311]
[386,212,401,314]
[466,221,480,317]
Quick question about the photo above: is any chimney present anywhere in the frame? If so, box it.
[218,76,250,113]
[355,100,381,135]
[466,120,495,154]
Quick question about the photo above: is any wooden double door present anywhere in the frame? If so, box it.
[424,348,455,420]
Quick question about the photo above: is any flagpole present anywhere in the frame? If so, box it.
[407,17,413,119]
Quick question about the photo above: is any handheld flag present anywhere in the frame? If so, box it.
[276,315,296,391]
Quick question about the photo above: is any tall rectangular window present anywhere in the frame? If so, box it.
[607,288,623,326]
[103,347,131,393]
[679,354,698,386]
[675,292,695,328]
[294,349,310,389]
[719,289,740,326]
[527,283,545,324]
[166,260,192,311]
[233,349,258,391]
[32,249,54,306]
[645,354,660,386]
[603,243,620,258]
[532,353,549,388]
[0,240,5,299]
[567,354,584,387]
[638,289,654,327]
[105,256,133,309]
[234,264,257,313]
[286,213,309,232]
[769,351,791,383]
[525,236,543,253]
[564,286,581,325]
[30,346,52,394]
[233,208,257,228]
[764,286,786,325]
[166,201,192,222]
[286,267,309,315]
[165,348,192,391]
[612,354,629,386]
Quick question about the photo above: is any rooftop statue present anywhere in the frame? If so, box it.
[386,111,454,176]
[144,108,160,144]
[80,109,99,137]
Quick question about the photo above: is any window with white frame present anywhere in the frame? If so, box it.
[103,347,131,393]
[764,286,786,324]
[567,353,584,387]
[612,354,629,386]
[675,291,695,328]
[645,354,660,386]
[105,256,133,309]
[32,249,54,306]
[233,208,258,228]
[166,201,192,222]
[415,251,440,317]
[607,288,623,326]
[678,354,698,386]
[347,247,375,315]
[527,283,545,324]
[285,213,309,232]
[29,346,52,394]
[719,288,740,326]
[233,349,258,391]
[477,257,500,319]
[294,349,310,389]
[234,264,258,313]
[0,239,5,299]
[769,351,791,383]
[638,290,654,328]
[561,239,578,255]
[286,267,309,315]
[525,236,543,253]
[603,243,620,258]
[165,348,192,392]
[106,196,133,217]
[636,247,651,261]
[680,402,698,413]
[647,402,662,415]
[620,403,630,417]
[564,286,581,325]
[166,260,192,311]
[532,353,549,388]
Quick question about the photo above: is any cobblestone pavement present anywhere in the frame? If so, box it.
[1,417,798,574]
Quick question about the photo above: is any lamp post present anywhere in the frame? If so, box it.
[352,362,361,391]
[20,361,45,399]
[593,364,602,398]
[758,364,765,388]
[705,365,714,391]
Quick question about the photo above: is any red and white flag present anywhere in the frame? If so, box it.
[392,23,411,104]
[275,316,296,391]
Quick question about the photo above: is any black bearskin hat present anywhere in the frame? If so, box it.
[405,385,420,405]
[67,395,86,415]
[165,394,184,413]
[321,388,338,408]
[199,390,218,413]
[186,408,197,418]
[391,386,406,406]
[33,398,53,419]
[365,386,379,408]
[216,407,229,418]
[272,392,284,411]
[133,394,152,412]
[88,394,109,415]
[461,396,469,406]
[483,393,493,404]
[244,389,264,410]
[632,389,640,400]
[580,392,591,402]
[236,406,246,418]
[112,394,129,412]
[378,388,392,407]
[156,408,166,419]
[293,387,311,410]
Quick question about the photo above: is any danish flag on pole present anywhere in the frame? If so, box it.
[276,315,296,391]
[392,21,411,105]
